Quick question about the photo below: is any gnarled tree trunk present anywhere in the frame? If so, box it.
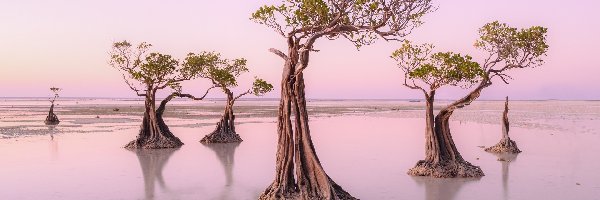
[408,82,489,178]
[44,103,60,125]
[485,97,521,153]
[260,37,356,200]
[125,90,184,149]
[201,89,242,143]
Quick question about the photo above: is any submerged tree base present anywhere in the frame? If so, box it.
[200,130,242,144]
[408,160,485,178]
[485,138,521,154]
[258,180,357,200]
[125,137,184,149]
[44,111,60,125]
[44,118,60,125]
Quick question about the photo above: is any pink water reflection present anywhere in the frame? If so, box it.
[0,114,599,199]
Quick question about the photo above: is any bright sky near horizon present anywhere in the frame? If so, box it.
[1,0,599,100]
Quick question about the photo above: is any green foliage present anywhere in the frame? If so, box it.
[474,21,549,68]
[252,78,274,96]
[183,52,249,87]
[392,41,484,90]
[393,21,549,91]
[184,52,272,99]
[109,40,205,94]
[251,1,333,32]
[251,0,433,48]
[136,53,179,83]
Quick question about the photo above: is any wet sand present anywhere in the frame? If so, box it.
[1,99,599,199]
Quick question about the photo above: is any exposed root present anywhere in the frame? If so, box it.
[258,181,357,200]
[44,108,60,125]
[200,129,242,144]
[485,137,521,154]
[125,137,183,149]
[44,116,60,125]
[259,185,299,200]
[408,160,485,178]
[330,182,358,200]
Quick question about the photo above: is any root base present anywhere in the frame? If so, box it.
[124,137,183,149]
[485,138,521,154]
[200,130,243,144]
[45,114,60,125]
[408,160,485,178]
[258,184,357,200]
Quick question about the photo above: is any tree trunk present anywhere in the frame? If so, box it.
[485,97,521,153]
[423,91,440,163]
[408,82,488,178]
[44,103,60,125]
[201,89,243,143]
[260,38,356,200]
[125,91,184,149]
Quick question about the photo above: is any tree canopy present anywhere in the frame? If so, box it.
[475,21,549,83]
[252,0,434,49]
[392,21,548,93]
[109,41,209,96]
[251,78,274,96]
[392,41,484,92]
[49,87,61,100]
[183,52,273,97]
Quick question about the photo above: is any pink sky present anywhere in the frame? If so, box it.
[1,0,598,100]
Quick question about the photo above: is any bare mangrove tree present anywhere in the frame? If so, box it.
[485,96,521,153]
[185,52,273,143]
[109,41,215,149]
[392,21,548,177]
[251,0,433,199]
[44,87,61,125]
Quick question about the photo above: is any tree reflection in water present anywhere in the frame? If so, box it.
[132,148,179,200]
[204,143,240,200]
[412,176,480,200]
[493,152,519,200]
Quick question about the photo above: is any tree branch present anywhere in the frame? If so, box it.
[233,89,252,101]
[269,48,288,61]
[177,85,216,101]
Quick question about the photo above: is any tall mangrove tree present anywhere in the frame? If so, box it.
[392,21,548,177]
[252,0,433,198]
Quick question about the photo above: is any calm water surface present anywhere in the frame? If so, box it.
[0,100,599,200]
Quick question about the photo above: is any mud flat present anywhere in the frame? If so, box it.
[0,99,599,199]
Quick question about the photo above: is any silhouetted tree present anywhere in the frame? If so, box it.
[44,87,61,125]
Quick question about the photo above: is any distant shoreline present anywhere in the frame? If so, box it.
[0,97,598,101]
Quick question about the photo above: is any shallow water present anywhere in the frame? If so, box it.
[1,100,599,199]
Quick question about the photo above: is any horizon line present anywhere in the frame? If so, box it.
[1,96,598,101]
